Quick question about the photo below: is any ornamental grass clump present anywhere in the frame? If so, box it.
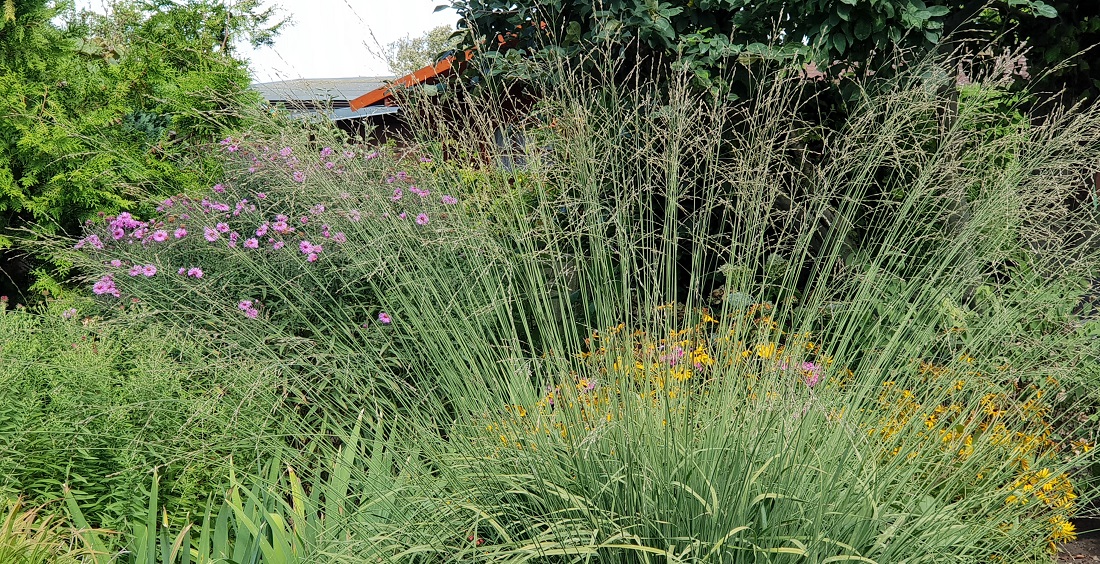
[57,51,1100,562]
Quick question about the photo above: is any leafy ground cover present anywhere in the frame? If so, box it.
[3,53,1100,562]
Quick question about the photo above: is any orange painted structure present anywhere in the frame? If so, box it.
[348,23,546,111]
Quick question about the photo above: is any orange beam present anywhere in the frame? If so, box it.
[350,51,474,110]
[349,22,545,111]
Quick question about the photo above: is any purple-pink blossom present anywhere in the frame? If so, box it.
[292,171,305,183]
[204,227,220,242]
[142,264,157,277]
[74,234,104,250]
[216,222,230,233]
[213,184,226,193]
[392,188,403,201]
[378,312,392,324]
[415,213,429,225]
[238,300,252,311]
[310,204,326,215]
[174,227,187,239]
[320,147,334,157]
[244,237,259,248]
[128,265,143,276]
[272,240,285,250]
[332,232,347,243]
[348,210,361,222]
[152,230,169,242]
[109,259,123,267]
[279,147,293,157]
[442,195,458,205]
[187,267,204,278]
[92,275,120,297]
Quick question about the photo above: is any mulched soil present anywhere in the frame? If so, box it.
[1059,519,1100,563]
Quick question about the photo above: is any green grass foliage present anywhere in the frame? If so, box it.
[46,54,1100,562]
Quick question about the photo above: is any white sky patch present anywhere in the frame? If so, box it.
[75,0,460,81]
[242,0,459,81]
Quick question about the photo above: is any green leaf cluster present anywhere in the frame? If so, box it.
[444,0,1064,94]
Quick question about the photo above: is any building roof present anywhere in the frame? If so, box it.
[252,77,395,110]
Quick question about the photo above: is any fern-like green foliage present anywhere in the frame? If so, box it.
[0,0,282,297]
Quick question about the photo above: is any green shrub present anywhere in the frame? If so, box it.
[0,297,288,532]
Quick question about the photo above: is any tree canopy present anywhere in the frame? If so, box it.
[446,0,1099,98]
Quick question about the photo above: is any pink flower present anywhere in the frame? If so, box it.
[392,188,403,201]
[320,147,333,157]
[238,300,253,311]
[152,230,168,242]
[279,146,293,157]
[178,267,187,275]
[142,264,157,276]
[306,253,318,262]
[109,259,123,267]
[396,171,408,180]
[128,265,143,276]
[292,171,305,183]
[62,308,78,320]
[174,227,187,239]
[343,150,355,158]
[801,362,821,388]
[244,308,259,319]
[378,312,392,324]
[366,151,379,160]
[204,227,220,242]
[415,213,429,225]
[332,232,347,243]
[300,216,309,225]
[187,267,203,278]
[324,161,336,169]
[229,232,239,243]
[310,204,326,215]
[442,195,458,205]
[92,275,120,297]
[255,223,269,237]
[398,212,407,220]
[272,240,285,250]
[213,183,226,193]
[256,192,267,199]
[244,237,259,248]
[111,227,125,240]
[216,222,230,233]
[348,209,361,222]
[299,240,312,254]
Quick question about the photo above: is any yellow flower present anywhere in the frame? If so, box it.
[1049,515,1076,543]
[755,343,777,359]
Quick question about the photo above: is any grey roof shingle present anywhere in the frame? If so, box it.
[251,77,395,109]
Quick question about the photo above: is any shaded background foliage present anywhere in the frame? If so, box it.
[446,0,1100,104]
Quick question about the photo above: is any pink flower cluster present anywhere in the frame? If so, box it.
[92,275,120,297]
[238,299,259,319]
